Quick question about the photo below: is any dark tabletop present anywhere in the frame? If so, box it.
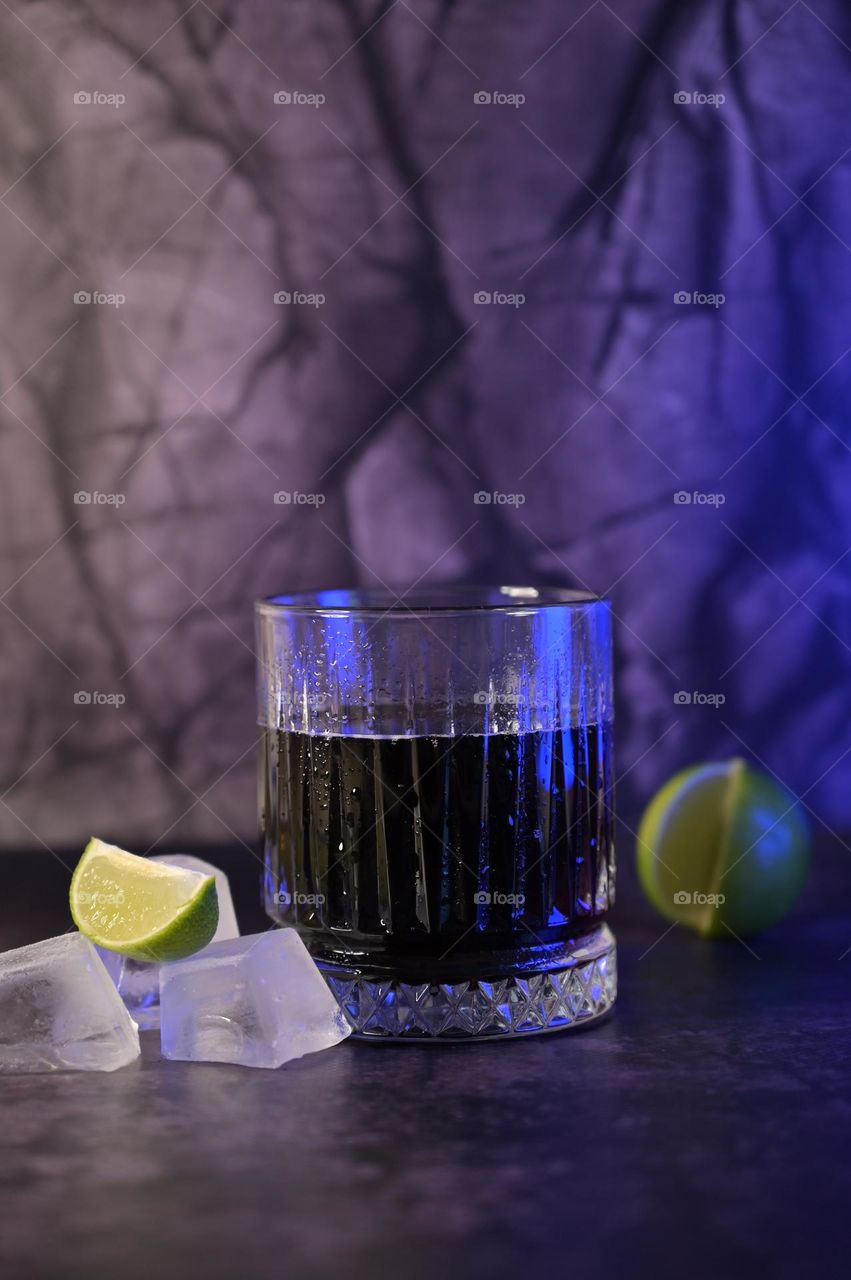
[2,834,850,1280]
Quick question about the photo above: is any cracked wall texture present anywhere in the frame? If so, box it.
[1,0,850,855]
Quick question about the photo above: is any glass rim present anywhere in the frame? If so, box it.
[256,584,607,618]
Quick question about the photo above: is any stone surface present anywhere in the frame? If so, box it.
[0,843,849,1276]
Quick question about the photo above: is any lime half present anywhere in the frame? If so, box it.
[637,758,810,938]
[70,838,219,961]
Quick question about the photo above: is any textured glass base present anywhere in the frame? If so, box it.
[319,925,616,1042]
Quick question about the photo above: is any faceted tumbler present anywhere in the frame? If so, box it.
[257,586,616,1041]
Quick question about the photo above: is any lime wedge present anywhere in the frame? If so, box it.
[70,838,219,961]
[636,758,810,938]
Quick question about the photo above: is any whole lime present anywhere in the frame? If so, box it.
[636,758,810,937]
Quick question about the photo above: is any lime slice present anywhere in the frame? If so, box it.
[637,758,810,938]
[70,838,219,961]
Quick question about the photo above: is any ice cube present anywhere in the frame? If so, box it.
[95,949,162,1029]
[160,929,350,1068]
[157,854,239,942]
[97,853,240,1029]
[0,933,140,1073]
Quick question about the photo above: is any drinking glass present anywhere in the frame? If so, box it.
[256,585,615,1041]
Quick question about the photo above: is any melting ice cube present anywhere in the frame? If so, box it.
[160,929,350,1068]
[98,853,239,1029]
[0,933,140,1073]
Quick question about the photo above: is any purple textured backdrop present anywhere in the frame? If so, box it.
[1,0,849,854]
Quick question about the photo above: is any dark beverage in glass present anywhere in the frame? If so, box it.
[257,588,616,1041]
